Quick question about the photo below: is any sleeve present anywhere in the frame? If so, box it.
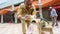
[32,5,36,18]
[17,5,22,18]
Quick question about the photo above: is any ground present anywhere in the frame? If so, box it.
[0,23,60,34]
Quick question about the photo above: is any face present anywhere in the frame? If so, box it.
[25,0,32,9]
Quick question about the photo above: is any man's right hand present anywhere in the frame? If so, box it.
[21,16,26,20]
[18,15,25,20]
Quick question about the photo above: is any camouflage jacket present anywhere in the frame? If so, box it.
[17,3,36,18]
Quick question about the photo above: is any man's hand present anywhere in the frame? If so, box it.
[25,15,31,18]
[18,15,26,20]
[21,16,26,20]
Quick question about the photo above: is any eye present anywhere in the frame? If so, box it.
[26,2,32,5]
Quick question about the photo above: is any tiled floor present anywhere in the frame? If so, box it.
[0,23,60,34]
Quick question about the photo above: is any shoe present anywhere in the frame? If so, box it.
[55,24,58,26]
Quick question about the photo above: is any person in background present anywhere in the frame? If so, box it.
[49,7,58,27]
[17,0,36,34]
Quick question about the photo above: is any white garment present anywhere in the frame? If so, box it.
[50,8,58,17]
[26,24,34,34]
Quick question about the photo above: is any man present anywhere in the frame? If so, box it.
[17,0,36,34]
[49,7,58,27]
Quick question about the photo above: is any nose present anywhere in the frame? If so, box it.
[28,5,31,7]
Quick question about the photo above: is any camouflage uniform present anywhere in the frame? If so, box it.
[17,3,36,34]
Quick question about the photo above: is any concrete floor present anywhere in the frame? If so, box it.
[0,23,60,34]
